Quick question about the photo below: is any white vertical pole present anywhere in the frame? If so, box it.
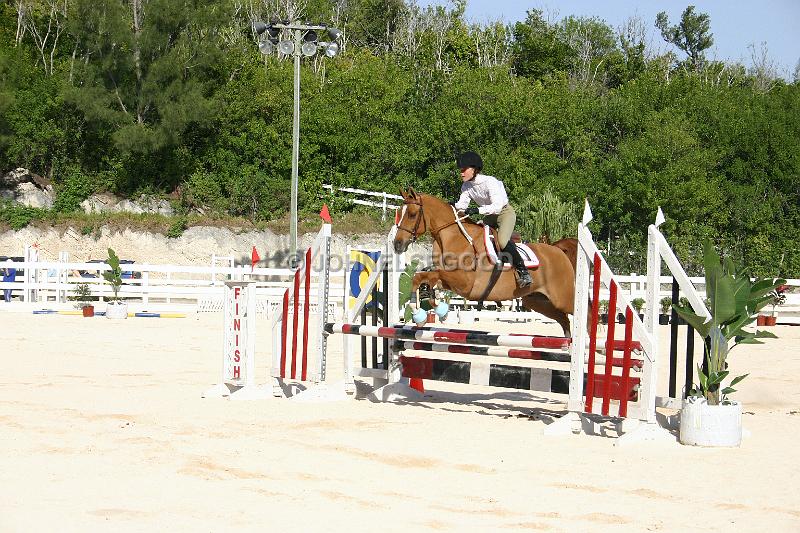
[58,251,69,302]
[644,225,661,423]
[244,281,257,388]
[343,245,351,321]
[568,224,591,413]
[316,224,332,384]
[271,307,284,397]
[386,225,403,384]
[142,269,149,305]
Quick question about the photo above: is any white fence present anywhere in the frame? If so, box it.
[2,256,797,322]
[322,184,402,220]
[0,257,347,313]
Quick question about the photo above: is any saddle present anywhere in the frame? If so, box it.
[482,226,539,270]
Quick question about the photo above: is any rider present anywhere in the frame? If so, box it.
[453,151,532,288]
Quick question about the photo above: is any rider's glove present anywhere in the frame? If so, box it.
[464,207,479,216]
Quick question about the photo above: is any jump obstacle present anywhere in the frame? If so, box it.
[205,204,711,441]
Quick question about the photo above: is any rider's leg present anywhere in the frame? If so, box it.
[502,241,532,288]
[496,205,532,288]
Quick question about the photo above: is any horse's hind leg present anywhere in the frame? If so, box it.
[521,293,571,337]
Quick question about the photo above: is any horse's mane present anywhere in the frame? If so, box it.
[419,193,483,229]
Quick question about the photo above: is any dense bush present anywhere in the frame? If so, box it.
[1,2,798,276]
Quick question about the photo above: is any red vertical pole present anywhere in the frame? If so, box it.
[301,248,311,381]
[601,281,618,416]
[619,307,634,417]
[280,290,289,378]
[585,253,602,413]
[291,264,301,379]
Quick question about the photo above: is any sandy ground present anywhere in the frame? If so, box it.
[1,310,799,532]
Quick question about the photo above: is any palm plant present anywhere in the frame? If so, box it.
[516,189,579,243]
[673,240,784,405]
[102,248,123,301]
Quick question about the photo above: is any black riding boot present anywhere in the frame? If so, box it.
[502,242,532,288]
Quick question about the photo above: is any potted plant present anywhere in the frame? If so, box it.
[631,297,645,320]
[659,296,672,325]
[766,286,787,326]
[102,247,128,319]
[674,240,784,447]
[71,282,95,317]
[598,299,609,325]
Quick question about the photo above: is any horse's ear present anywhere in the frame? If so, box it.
[399,188,407,198]
[408,186,418,200]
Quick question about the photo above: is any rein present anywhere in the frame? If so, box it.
[396,197,481,261]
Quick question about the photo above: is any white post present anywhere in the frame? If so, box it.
[58,251,69,302]
[568,223,591,413]
[142,269,150,305]
[315,224,332,384]
[643,226,661,423]
[343,245,351,321]
[271,305,284,397]
[203,280,267,400]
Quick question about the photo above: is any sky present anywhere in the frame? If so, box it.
[416,0,800,79]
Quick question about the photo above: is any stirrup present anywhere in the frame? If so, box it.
[516,269,532,288]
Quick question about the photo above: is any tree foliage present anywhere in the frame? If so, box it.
[0,1,798,276]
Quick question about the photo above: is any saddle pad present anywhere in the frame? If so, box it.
[483,226,539,269]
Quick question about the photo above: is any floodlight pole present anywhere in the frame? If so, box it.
[282,22,328,265]
[255,21,337,266]
[290,27,301,264]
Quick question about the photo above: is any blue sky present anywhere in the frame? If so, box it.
[416,0,799,78]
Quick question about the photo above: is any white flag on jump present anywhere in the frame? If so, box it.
[581,199,593,225]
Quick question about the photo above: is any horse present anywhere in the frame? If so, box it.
[393,188,576,335]
[550,237,578,272]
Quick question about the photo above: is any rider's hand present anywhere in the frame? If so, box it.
[464,207,479,216]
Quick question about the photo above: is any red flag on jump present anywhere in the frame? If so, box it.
[251,246,260,271]
[409,377,424,394]
[319,204,332,223]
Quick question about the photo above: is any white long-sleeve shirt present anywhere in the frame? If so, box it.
[454,173,509,215]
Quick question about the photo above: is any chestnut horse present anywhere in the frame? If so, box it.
[393,189,576,335]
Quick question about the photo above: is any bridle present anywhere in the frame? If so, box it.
[396,196,479,257]
[395,200,426,242]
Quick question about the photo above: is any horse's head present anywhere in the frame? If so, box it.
[393,188,427,253]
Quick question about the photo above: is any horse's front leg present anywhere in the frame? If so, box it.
[411,271,444,293]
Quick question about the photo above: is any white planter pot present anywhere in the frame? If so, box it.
[105,301,129,320]
[679,396,742,447]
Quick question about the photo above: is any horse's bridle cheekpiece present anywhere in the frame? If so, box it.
[396,200,425,242]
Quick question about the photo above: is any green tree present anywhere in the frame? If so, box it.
[655,6,714,71]
[511,9,574,79]
[63,0,237,191]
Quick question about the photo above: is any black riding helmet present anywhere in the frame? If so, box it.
[456,151,483,171]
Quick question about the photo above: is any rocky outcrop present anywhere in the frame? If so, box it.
[0,225,429,269]
[1,168,174,215]
[80,193,174,216]
[1,168,54,208]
